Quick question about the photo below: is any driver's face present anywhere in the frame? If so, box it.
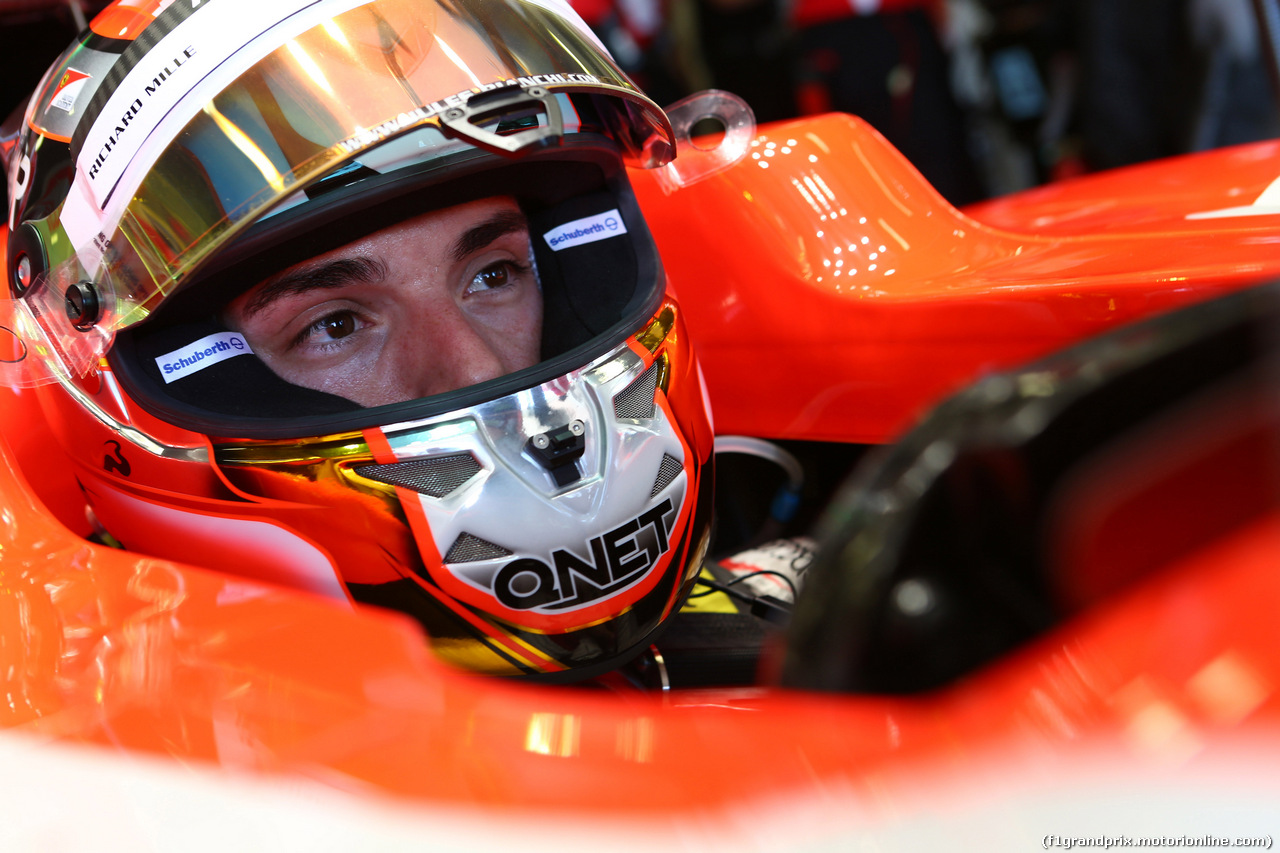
[226,196,542,408]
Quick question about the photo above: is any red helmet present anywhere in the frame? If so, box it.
[2,0,734,679]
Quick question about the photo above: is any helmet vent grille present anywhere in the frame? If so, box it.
[444,533,514,564]
[613,361,660,419]
[650,453,684,498]
[354,453,482,497]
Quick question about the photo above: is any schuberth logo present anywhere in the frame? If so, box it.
[493,497,676,611]
[156,331,251,383]
[543,209,627,251]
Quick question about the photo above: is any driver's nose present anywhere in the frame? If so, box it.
[396,307,515,401]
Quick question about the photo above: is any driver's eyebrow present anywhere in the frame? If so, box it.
[239,256,387,319]
[238,208,530,320]
[450,209,530,262]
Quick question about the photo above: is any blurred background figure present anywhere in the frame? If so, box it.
[787,0,987,205]
[568,0,800,122]
[1071,0,1203,170]
[569,0,986,203]
[1184,0,1280,152]
[566,0,692,106]
[1066,0,1280,170]
[944,0,1280,192]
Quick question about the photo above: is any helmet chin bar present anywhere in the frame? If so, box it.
[379,340,688,631]
[204,312,707,678]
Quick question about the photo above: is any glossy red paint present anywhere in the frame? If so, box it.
[0,407,1277,814]
[88,0,175,41]
[964,139,1280,236]
[633,115,1280,443]
[2,113,1279,828]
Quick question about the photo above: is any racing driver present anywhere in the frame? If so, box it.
[1,0,717,680]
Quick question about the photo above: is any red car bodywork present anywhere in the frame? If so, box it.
[1,110,1278,842]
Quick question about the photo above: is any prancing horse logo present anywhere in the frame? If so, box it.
[103,440,131,477]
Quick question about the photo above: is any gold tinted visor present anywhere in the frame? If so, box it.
[12,0,672,386]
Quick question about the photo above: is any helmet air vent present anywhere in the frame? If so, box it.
[613,360,660,419]
[444,533,514,564]
[354,453,482,497]
[650,454,684,498]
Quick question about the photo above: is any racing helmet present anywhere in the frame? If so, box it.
[1,0,725,679]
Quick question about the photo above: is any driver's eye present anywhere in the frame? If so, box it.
[475,263,513,290]
[312,311,358,341]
